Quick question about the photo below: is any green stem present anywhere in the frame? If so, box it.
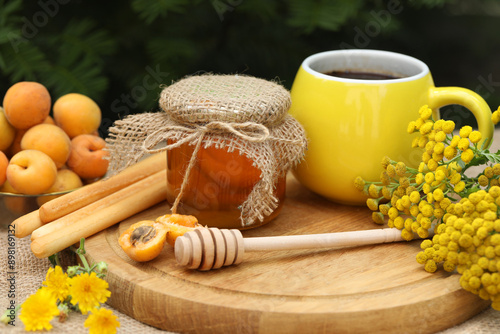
[74,238,91,273]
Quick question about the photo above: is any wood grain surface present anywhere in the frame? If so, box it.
[84,174,490,334]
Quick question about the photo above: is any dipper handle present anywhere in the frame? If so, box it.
[175,227,404,271]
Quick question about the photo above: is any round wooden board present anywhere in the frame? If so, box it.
[84,175,490,334]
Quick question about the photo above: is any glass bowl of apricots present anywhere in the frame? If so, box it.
[0,81,109,223]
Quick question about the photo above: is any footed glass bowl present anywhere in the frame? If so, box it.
[0,189,76,225]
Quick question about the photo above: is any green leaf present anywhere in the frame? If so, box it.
[1,41,50,82]
[39,56,108,100]
[131,0,188,24]
[48,19,117,67]
[287,0,363,33]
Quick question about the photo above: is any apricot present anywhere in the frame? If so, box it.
[0,151,8,187]
[36,168,83,206]
[21,123,72,169]
[43,115,56,125]
[7,150,58,195]
[53,93,101,138]
[67,134,109,179]
[0,107,15,152]
[6,129,26,158]
[3,81,51,130]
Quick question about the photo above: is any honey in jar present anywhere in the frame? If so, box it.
[166,142,286,229]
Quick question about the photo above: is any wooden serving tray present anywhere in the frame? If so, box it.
[84,175,490,333]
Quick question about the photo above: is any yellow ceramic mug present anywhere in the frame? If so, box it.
[289,49,494,205]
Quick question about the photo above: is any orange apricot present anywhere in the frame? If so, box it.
[0,107,15,152]
[7,150,58,195]
[0,151,8,187]
[67,134,109,179]
[53,93,101,138]
[3,81,51,130]
[21,123,72,169]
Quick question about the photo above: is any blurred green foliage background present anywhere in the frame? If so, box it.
[1,0,499,135]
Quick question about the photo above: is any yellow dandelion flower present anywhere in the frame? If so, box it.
[450,135,460,148]
[420,121,433,135]
[428,130,436,142]
[353,177,365,191]
[444,146,458,160]
[388,207,399,220]
[459,125,473,138]
[425,141,435,154]
[84,308,120,334]
[415,173,424,185]
[415,117,425,129]
[395,161,406,177]
[427,159,438,171]
[461,149,474,164]
[418,105,430,116]
[424,172,435,184]
[372,212,385,225]
[368,184,381,198]
[401,229,413,241]
[485,167,494,179]
[381,156,391,169]
[492,108,500,125]
[407,121,417,134]
[434,130,447,142]
[433,119,445,130]
[421,204,434,217]
[469,131,482,144]
[381,186,392,200]
[494,164,500,175]
[479,175,489,187]
[19,288,59,331]
[386,164,396,177]
[432,152,444,162]
[69,272,111,315]
[433,188,444,202]
[489,186,500,198]
[442,120,456,134]
[424,259,438,273]
[422,151,431,164]
[433,142,445,155]
[440,198,452,210]
[366,198,379,211]
[420,106,433,120]
[457,138,470,151]
[435,169,446,182]
[42,266,70,302]
[379,204,390,215]
[450,172,461,185]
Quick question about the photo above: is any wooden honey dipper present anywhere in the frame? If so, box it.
[175,227,406,271]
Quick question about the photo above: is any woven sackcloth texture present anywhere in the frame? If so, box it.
[106,74,308,227]
[0,216,168,333]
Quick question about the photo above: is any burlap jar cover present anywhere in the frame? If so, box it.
[106,74,308,227]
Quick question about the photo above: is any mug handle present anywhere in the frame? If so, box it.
[428,87,494,148]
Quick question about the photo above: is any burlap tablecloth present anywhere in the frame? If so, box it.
[2,128,500,333]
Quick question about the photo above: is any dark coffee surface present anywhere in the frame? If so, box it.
[324,70,403,80]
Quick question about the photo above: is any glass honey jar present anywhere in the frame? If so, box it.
[105,74,307,229]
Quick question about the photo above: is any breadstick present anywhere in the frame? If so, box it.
[31,170,165,240]
[30,171,167,258]
[11,210,42,238]
[38,153,166,224]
